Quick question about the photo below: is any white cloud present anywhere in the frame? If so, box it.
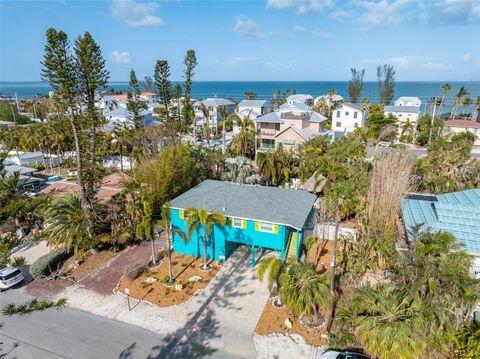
[110,51,132,64]
[354,0,417,28]
[294,25,306,32]
[233,16,267,37]
[463,53,472,61]
[110,0,164,27]
[311,30,333,38]
[429,0,480,25]
[267,0,334,15]
[362,55,454,71]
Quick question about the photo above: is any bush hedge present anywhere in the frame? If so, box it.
[30,250,68,279]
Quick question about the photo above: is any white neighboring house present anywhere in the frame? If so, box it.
[104,108,159,130]
[443,120,480,146]
[394,97,422,107]
[332,103,365,139]
[286,94,314,106]
[384,105,420,137]
[236,99,271,120]
[314,94,344,107]
[193,98,236,129]
[10,152,45,167]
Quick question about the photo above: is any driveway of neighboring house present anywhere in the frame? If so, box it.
[11,240,50,264]
[80,241,154,295]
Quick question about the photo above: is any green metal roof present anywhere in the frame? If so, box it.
[402,188,480,254]
[171,180,316,230]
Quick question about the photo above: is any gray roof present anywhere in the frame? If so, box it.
[171,180,316,230]
[384,105,420,114]
[238,100,267,108]
[255,109,326,124]
[255,111,282,123]
[18,152,43,160]
[104,108,151,119]
[4,165,36,176]
[193,98,235,107]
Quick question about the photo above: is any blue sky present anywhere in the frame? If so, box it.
[0,0,479,81]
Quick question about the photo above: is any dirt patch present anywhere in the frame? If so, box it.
[60,250,118,282]
[26,277,72,299]
[306,239,335,273]
[255,298,327,347]
[117,252,220,307]
[81,242,153,295]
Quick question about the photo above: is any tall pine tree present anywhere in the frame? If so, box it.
[127,69,147,129]
[183,50,197,139]
[154,60,172,124]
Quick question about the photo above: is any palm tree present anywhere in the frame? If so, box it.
[256,150,286,186]
[314,157,347,192]
[199,103,212,145]
[185,207,226,270]
[257,256,285,301]
[43,194,92,254]
[218,106,234,153]
[439,83,452,116]
[279,261,331,322]
[451,86,470,119]
[135,200,158,265]
[230,113,256,157]
[347,285,429,359]
[462,96,473,115]
[473,96,480,121]
[157,202,185,285]
[400,118,415,139]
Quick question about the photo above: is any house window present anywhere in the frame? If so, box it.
[354,123,358,128]
[345,111,349,116]
[258,221,275,233]
[336,121,341,127]
[336,111,340,118]
[231,217,245,228]
[353,111,358,119]
[274,123,280,131]
[262,139,275,149]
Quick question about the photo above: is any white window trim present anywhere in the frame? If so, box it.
[231,217,244,228]
[258,221,275,233]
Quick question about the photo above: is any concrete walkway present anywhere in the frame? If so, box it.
[11,240,49,264]
[56,246,270,358]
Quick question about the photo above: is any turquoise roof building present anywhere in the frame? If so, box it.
[402,189,480,254]
[170,180,317,267]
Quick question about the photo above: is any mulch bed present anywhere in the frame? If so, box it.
[81,242,153,295]
[117,252,220,307]
[255,298,328,346]
[254,239,335,346]
[60,250,118,282]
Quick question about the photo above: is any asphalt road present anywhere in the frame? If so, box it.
[0,288,237,359]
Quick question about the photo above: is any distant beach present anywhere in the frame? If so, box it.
[1,80,479,110]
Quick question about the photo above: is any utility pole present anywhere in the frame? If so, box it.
[429,97,440,144]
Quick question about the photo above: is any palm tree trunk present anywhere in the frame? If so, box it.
[223,125,226,153]
[202,228,208,269]
[167,228,174,283]
[69,114,93,227]
[327,210,341,332]
[120,144,124,172]
[151,236,156,265]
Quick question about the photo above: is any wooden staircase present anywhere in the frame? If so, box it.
[285,231,298,260]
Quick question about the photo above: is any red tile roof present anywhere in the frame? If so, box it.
[444,120,480,128]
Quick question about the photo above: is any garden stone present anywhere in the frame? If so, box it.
[284,318,293,329]
[174,282,183,291]
[145,277,157,284]
[188,275,202,283]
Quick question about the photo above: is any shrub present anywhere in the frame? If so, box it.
[160,274,170,284]
[125,265,147,281]
[29,250,68,279]
[12,256,26,267]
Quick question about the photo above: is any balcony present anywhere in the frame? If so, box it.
[259,128,277,136]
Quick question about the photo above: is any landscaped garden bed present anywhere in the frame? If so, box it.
[116,252,221,307]
[60,249,119,282]
[254,298,328,346]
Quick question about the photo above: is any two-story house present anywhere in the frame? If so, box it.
[193,98,236,131]
[332,103,366,139]
[236,99,271,120]
[384,105,420,137]
[255,103,328,152]
[394,96,422,107]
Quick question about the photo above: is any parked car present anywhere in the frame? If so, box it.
[320,350,371,359]
[0,267,24,291]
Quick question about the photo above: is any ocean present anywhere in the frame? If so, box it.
[1,81,479,110]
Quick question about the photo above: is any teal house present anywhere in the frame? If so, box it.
[402,188,480,255]
[170,180,317,266]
